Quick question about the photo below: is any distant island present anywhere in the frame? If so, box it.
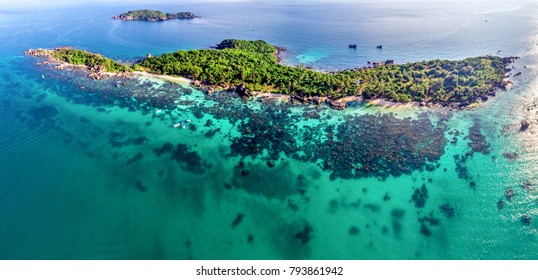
[112,10,200,21]
[26,39,515,109]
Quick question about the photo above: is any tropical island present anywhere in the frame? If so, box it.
[112,10,200,21]
[26,39,514,109]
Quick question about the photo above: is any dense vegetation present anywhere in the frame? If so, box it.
[35,39,511,104]
[51,48,132,73]
[135,39,510,103]
[216,39,277,54]
[113,10,199,21]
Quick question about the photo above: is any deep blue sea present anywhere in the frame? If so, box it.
[1,1,537,259]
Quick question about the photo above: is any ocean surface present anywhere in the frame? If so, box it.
[0,1,537,259]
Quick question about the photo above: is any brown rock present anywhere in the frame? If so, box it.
[520,120,530,131]
[328,100,346,110]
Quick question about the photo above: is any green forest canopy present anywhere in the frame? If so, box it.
[47,39,512,103]
[50,48,132,73]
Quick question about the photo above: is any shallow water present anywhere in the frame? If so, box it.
[0,1,537,259]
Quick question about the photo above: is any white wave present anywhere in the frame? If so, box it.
[474,5,521,15]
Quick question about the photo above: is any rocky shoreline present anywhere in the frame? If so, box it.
[26,48,132,80]
[26,47,514,111]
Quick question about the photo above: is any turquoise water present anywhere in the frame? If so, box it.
[0,1,537,259]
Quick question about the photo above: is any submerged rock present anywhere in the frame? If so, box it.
[328,100,346,110]
[236,82,252,100]
[497,199,505,211]
[502,152,519,161]
[231,213,244,229]
[521,214,533,225]
[505,188,516,201]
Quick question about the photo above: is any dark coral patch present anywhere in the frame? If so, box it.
[439,203,455,218]
[108,131,148,148]
[135,180,148,192]
[391,209,405,219]
[469,181,477,189]
[381,226,388,235]
[153,143,174,157]
[521,214,533,225]
[411,184,429,208]
[466,122,491,155]
[316,114,447,179]
[17,105,61,131]
[505,188,516,201]
[204,128,221,138]
[497,199,505,211]
[420,223,432,237]
[295,223,314,245]
[126,152,143,165]
[502,152,519,161]
[364,203,380,212]
[152,143,210,175]
[227,103,448,180]
[172,144,209,174]
[349,226,360,235]
[418,214,440,237]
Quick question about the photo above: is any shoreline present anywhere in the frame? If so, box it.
[132,71,191,85]
[26,47,506,111]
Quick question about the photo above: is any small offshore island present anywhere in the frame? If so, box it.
[112,10,200,21]
[26,39,515,109]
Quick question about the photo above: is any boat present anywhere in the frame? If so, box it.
[376,45,383,49]
[349,44,357,49]
[155,109,162,114]
[181,122,186,129]
[41,75,45,79]
[173,123,181,128]
[185,119,192,123]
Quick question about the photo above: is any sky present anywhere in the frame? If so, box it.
[0,0,516,9]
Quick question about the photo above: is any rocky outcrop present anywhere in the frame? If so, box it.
[236,82,252,100]
[520,120,530,131]
[328,100,346,110]
[27,48,131,80]
[25,48,51,57]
